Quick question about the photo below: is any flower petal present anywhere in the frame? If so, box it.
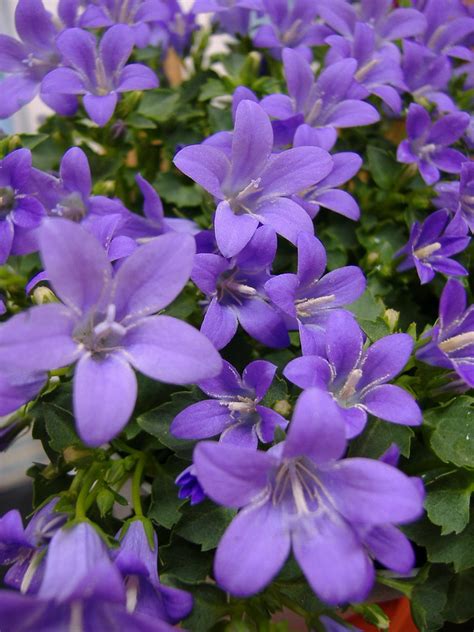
[193,441,276,507]
[171,400,230,440]
[124,315,222,384]
[73,352,137,446]
[116,63,158,92]
[358,333,413,390]
[283,356,332,389]
[361,384,422,425]
[173,144,229,199]
[200,299,239,350]
[214,200,259,258]
[242,360,276,400]
[39,218,112,313]
[283,388,347,465]
[364,524,415,574]
[256,197,314,245]
[113,232,195,322]
[83,92,118,126]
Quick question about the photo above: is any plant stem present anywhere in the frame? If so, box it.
[132,454,146,518]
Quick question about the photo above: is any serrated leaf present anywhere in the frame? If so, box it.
[182,584,226,630]
[138,89,181,121]
[425,397,474,468]
[411,565,451,632]
[148,461,187,529]
[175,501,236,551]
[43,402,80,452]
[160,536,213,583]
[366,146,402,190]
[425,470,473,535]
[443,568,474,624]
[348,418,414,459]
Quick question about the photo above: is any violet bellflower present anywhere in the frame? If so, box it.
[176,465,206,505]
[114,520,193,624]
[193,388,424,605]
[0,522,179,631]
[192,225,289,350]
[0,0,78,119]
[193,0,263,37]
[325,22,407,114]
[0,219,222,446]
[260,48,380,149]
[264,232,366,355]
[417,278,474,387]
[416,0,474,57]
[174,99,333,258]
[0,148,46,264]
[41,25,158,126]
[253,0,330,61]
[318,0,427,47]
[284,311,422,438]
[397,104,470,185]
[292,124,362,220]
[435,161,474,232]
[401,40,456,112]
[79,0,170,48]
[0,499,66,593]
[396,209,470,284]
[148,0,197,56]
[171,360,287,448]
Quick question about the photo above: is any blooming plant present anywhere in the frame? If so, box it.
[0,1,473,630]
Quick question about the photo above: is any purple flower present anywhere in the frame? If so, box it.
[397,104,470,185]
[417,0,474,57]
[401,41,456,112]
[79,0,170,48]
[0,369,46,417]
[0,148,46,264]
[318,0,427,47]
[193,0,263,36]
[192,225,289,350]
[176,465,206,505]
[253,0,330,60]
[284,311,422,438]
[193,388,424,604]
[292,125,362,220]
[148,0,197,55]
[171,360,287,448]
[0,219,222,446]
[260,48,380,148]
[0,500,66,592]
[41,25,158,126]
[325,22,407,113]
[417,278,474,387]
[118,174,198,241]
[0,0,78,119]
[264,232,366,355]
[435,162,474,232]
[0,522,174,631]
[396,209,470,284]
[114,520,193,624]
[174,99,332,258]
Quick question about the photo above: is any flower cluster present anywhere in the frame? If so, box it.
[0,0,473,630]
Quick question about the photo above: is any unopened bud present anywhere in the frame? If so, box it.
[274,400,291,416]
[32,287,57,305]
[384,308,399,331]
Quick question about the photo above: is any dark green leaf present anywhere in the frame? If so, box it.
[175,501,236,551]
[425,397,474,468]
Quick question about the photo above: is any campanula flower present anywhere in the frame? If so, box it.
[194,388,424,604]
[171,360,287,448]
[0,219,222,446]
[284,311,422,438]
[41,25,158,126]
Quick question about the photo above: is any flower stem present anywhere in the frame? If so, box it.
[132,454,146,518]
[75,464,101,520]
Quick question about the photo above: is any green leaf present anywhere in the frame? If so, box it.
[138,89,181,121]
[425,470,474,535]
[366,146,402,190]
[443,568,474,624]
[348,290,384,322]
[182,584,226,630]
[160,536,213,583]
[406,514,474,572]
[352,603,390,629]
[42,402,80,452]
[137,390,203,452]
[96,488,115,518]
[148,461,187,529]
[425,397,474,468]
[175,501,236,551]
[155,172,203,208]
[411,565,451,632]
[348,418,414,459]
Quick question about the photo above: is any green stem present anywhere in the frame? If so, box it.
[75,464,101,520]
[132,454,146,518]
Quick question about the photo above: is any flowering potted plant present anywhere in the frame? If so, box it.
[0,0,473,630]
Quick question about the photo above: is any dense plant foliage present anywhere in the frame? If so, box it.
[0,0,473,630]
